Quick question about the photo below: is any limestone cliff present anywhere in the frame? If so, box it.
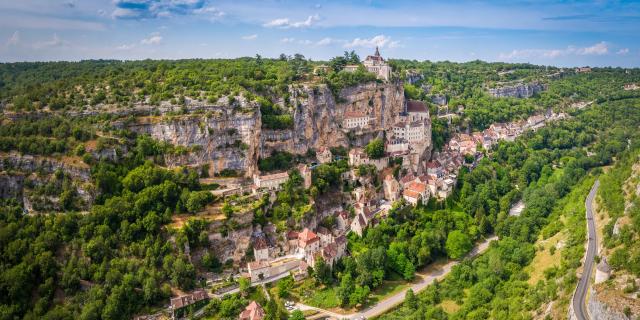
[261,82,405,156]
[124,81,406,176]
[128,104,261,177]
[488,82,546,98]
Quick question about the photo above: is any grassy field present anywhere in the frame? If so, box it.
[438,299,461,314]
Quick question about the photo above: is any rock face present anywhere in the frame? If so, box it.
[0,173,24,199]
[488,82,546,98]
[0,153,91,182]
[261,82,405,157]
[588,287,633,320]
[128,105,261,177]
[125,82,407,176]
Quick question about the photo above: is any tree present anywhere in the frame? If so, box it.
[365,138,385,159]
[277,275,294,298]
[314,257,332,285]
[238,277,251,296]
[289,309,305,320]
[337,273,355,307]
[404,289,417,309]
[445,230,473,260]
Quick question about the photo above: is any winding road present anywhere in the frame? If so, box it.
[572,180,599,320]
[295,236,498,319]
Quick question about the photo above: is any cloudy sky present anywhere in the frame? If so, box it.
[0,0,639,67]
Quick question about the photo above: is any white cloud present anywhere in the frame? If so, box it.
[241,34,258,40]
[116,43,135,50]
[6,31,19,46]
[194,6,225,21]
[263,15,319,28]
[280,37,295,43]
[141,33,162,45]
[499,41,611,60]
[576,42,608,55]
[316,37,336,46]
[616,48,629,55]
[344,35,399,49]
[298,39,313,45]
[33,33,68,49]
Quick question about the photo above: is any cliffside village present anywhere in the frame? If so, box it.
[165,49,569,319]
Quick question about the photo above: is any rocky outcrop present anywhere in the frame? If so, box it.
[587,286,634,320]
[0,152,91,181]
[488,82,546,98]
[0,173,24,199]
[261,82,405,157]
[128,105,261,177]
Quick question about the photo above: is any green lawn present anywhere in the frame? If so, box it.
[304,286,340,309]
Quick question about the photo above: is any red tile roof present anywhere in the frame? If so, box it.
[239,301,265,320]
[298,228,319,247]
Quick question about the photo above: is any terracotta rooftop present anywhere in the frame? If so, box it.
[253,236,268,250]
[298,228,319,247]
[239,301,265,320]
[403,189,420,199]
[407,181,427,193]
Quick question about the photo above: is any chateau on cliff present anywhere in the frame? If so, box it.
[363,47,392,81]
[344,47,392,81]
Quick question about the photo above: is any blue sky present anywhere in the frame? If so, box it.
[0,0,639,67]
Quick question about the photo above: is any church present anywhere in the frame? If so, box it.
[343,47,392,81]
[362,47,392,81]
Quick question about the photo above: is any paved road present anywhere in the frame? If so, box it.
[572,180,600,320]
[296,236,499,319]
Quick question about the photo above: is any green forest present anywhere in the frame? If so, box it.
[1,57,639,320]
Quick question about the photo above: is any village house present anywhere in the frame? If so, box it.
[252,236,269,261]
[402,181,430,206]
[335,210,350,231]
[383,174,401,202]
[170,289,209,320]
[350,213,368,237]
[298,228,320,265]
[362,47,392,81]
[286,230,298,253]
[348,148,368,167]
[342,111,370,129]
[239,301,265,320]
[624,83,639,91]
[253,171,289,190]
[316,226,334,247]
[316,147,333,164]
[426,160,444,178]
[575,67,592,73]
[247,260,270,282]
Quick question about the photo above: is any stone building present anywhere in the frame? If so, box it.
[362,47,392,81]
[343,111,370,129]
[253,172,289,190]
